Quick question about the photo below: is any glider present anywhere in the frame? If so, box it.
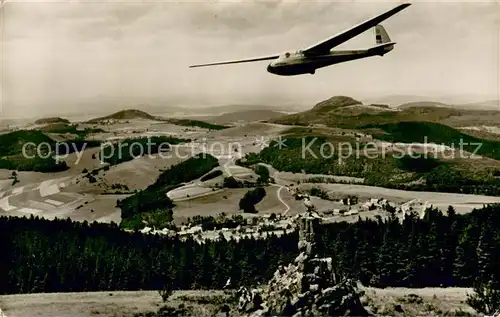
[189,3,411,76]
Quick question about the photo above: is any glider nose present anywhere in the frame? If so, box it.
[267,64,276,74]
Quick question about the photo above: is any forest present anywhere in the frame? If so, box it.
[166,119,229,131]
[0,129,100,172]
[1,204,499,295]
[364,121,500,161]
[239,136,500,196]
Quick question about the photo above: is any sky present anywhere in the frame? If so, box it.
[0,0,499,118]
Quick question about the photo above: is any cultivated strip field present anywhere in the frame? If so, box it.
[299,183,500,214]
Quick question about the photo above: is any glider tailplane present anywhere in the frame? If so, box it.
[367,41,395,56]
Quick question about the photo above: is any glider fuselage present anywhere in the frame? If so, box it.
[267,45,393,76]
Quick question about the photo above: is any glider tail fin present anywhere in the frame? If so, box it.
[375,24,391,44]
[369,25,395,55]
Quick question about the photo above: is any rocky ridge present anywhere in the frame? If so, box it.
[237,210,372,316]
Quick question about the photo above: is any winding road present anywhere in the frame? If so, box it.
[272,184,290,215]
[224,159,291,215]
[222,155,234,177]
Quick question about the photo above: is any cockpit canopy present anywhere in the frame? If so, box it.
[279,50,304,59]
[280,52,291,58]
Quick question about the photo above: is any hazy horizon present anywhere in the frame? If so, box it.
[1,0,499,118]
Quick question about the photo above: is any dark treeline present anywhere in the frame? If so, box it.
[316,205,500,288]
[0,215,297,295]
[1,204,500,295]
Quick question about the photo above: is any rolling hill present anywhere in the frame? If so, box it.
[457,100,500,110]
[269,96,403,127]
[270,96,396,126]
[270,95,500,129]
[86,109,162,123]
[34,117,70,125]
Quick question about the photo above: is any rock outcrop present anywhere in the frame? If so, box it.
[238,210,372,317]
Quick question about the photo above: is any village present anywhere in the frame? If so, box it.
[137,186,434,243]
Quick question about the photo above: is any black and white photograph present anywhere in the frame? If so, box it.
[0,0,499,316]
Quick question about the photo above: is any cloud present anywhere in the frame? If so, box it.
[1,0,499,117]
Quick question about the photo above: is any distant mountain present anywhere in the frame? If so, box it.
[398,101,451,109]
[192,110,287,125]
[457,100,500,110]
[365,94,499,107]
[86,109,163,123]
[34,117,70,125]
[193,104,289,116]
[363,95,440,107]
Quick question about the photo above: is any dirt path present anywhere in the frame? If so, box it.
[223,155,234,177]
[273,184,290,215]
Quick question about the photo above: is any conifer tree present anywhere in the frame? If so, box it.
[453,223,480,286]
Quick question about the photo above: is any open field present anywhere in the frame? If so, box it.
[0,291,164,317]
[0,287,475,317]
[172,184,302,224]
[363,287,475,316]
[299,183,500,214]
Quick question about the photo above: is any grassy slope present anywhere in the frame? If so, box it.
[118,154,220,229]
